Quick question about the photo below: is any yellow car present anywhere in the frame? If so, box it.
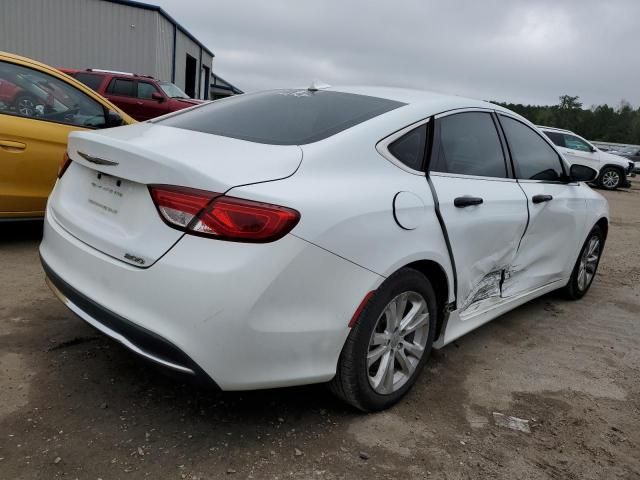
[0,52,134,220]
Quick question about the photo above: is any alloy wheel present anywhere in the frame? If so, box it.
[578,236,600,291]
[367,291,429,395]
[601,170,620,189]
[17,97,35,116]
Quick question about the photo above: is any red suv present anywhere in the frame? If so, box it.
[59,68,204,121]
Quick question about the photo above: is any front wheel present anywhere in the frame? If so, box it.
[562,226,603,300]
[598,167,623,190]
[329,268,437,411]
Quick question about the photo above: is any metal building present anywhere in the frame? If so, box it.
[0,0,215,100]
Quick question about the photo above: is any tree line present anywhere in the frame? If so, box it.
[493,95,640,145]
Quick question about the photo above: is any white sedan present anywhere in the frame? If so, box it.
[41,86,608,411]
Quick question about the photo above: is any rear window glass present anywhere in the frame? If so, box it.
[156,90,405,145]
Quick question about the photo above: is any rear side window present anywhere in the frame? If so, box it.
[73,73,103,92]
[431,112,507,178]
[388,123,429,171]
[108,78,135,97]
[156,90,405,145]
[544,131,565,148]
[500,116,564,181]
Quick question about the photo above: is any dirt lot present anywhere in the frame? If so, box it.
[1,184,639,480]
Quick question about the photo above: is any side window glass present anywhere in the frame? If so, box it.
[137,82,160,99]
[387,123,428,171]
[500,116,564,181]
[108,78,135,97]
[74,73,103,92]
[563,134,591,152]
[0,60,107,128]
[544,131,566,148]
[432,112,506,178]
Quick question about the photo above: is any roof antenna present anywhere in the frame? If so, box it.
[307,80,331,92]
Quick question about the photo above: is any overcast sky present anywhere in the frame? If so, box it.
[154,0,638,107]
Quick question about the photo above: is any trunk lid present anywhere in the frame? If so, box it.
[49,123,302,267]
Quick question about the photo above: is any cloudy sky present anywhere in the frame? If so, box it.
[154,0,638,107]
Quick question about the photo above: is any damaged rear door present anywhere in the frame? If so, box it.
[428,110,528,312]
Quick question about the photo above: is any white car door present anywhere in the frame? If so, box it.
[428,110,529,312]
[499,115,588,297]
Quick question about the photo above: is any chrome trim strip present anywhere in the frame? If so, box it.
[77,151,119,166]
[45,277,195,375]
[434,107,496,119]
[429,172,517,183]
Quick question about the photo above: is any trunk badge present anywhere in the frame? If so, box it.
[77,151,119,166]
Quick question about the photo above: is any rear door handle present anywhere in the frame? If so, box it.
[454,196,484,208]
[532,194,553,204]
[0,140,26,152]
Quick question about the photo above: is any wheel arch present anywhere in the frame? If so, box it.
[600,163,626,175]
[399,259,451,341]
[595,217,608,244]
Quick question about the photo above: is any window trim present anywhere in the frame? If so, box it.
[376,117,431,175]
[428,108,515,182]
[496,113,569,184]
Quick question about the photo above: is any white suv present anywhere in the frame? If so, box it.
[539,126,634,190]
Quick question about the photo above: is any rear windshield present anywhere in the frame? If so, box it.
[155,90,405,145]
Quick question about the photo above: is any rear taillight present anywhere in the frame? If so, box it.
[149,185,300,243]
[58,151,72,178]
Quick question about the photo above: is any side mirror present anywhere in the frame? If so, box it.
[151,92,164,102]
[569,164,598,183]
[105,110,125,128]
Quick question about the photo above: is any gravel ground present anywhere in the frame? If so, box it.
[1,183,639,479]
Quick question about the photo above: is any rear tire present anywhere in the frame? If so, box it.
[598,167,623,190]
[329,268,437,412]
[562,226,603,300]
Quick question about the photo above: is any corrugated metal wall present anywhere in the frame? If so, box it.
[155,14,174,82]
[1,0,158,76]
[0,0,214,98]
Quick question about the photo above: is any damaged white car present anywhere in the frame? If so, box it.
[40,86,609,412]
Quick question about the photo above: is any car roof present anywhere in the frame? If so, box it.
[325,85,508,114]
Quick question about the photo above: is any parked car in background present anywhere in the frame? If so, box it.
[539,126,634,190]
[614,146,640,173]
[59,68,204,121]
[41,86,608,411]
[0,52,134,220]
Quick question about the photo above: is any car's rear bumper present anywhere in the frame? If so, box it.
[40,209,382,390]
[42,258,215,383]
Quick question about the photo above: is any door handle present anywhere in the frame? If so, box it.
[532,194,553,204]
[454,196,484,208]
[0,140,26,152]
